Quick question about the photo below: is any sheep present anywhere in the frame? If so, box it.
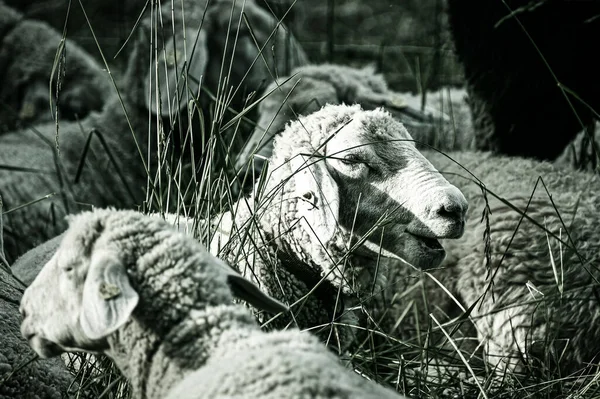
[0,1,111,132]
[209,103,468,352]
[144,0,308,141]
[19,208,407,399]
[446,0,600,161]
[0,196,78,398]
[235,63,473,183]
[0,28,151,263]
[419,149,600,375]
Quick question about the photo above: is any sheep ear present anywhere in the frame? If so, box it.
[213,257,288,314]
[227,274,289,314]
[290,155,340,245]
[145,28,208,116]
[80,250,139,340]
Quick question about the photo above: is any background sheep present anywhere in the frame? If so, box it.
[0,1,111,133]
[0,197,77,398]
[0,0,307,264]
[0,34,151,263]
[209,103,468,352]
[446,0,600,161]
[142,0,308,149]
[420,149,600,376]
[20,208,406,399]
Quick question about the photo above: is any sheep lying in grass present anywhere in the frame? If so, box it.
[0,0,307,263]
[235,64,474,176]
[20,208,407,399]
[14,104,468,355]
[210,103,468,351]
[422,149,600,375]
[0,1,111,132]
[145,0,307,129]
[0,33,152,263]
[0,197,77,398]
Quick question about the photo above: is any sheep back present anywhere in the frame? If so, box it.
[165,329,404,399]
[446,0,600,160]
[427,150,600,371]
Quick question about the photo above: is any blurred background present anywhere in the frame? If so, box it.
[4,0,464,93]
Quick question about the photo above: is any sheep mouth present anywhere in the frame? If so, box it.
[408,232,444,251]
[27,335,64,358]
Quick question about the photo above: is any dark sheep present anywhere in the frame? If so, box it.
[446,0,600,160]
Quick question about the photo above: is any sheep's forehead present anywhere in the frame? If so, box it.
[328,114,418,163]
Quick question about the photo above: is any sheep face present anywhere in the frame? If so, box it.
[20,210,288,359]
[325,114,467,269]
[19,242,123,358]
[281,107,467,271]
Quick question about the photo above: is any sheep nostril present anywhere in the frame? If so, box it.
[434,202,465,222]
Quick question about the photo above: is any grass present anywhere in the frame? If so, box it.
[2,0,600,398]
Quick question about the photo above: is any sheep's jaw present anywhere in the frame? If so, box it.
[405,232,446,268]
[21,317,107,359]
[23,333,65,358]
[361,229,446,270]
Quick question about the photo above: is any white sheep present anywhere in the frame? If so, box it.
[420,149,600,375]
[20,208,407,399]
[210,103,468,351]
[0,1,111,131]
[235,63,474,180]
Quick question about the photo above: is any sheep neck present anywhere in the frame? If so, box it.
[106,304,258,399]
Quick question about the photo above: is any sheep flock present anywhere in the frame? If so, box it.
[0,0,599,398]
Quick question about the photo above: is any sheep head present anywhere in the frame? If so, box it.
[143,0,307,118]
[20,209,287,359]
[260,104,467,292]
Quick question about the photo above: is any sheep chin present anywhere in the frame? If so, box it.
[27,335,64,359]
[361,234,446,270]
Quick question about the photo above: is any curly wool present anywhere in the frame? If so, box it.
[0,4,111,132]
[424,150,600,372]
[166,328,403,399]
[23,209,404,399]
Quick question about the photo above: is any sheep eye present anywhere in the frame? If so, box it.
[341,153,365,166]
